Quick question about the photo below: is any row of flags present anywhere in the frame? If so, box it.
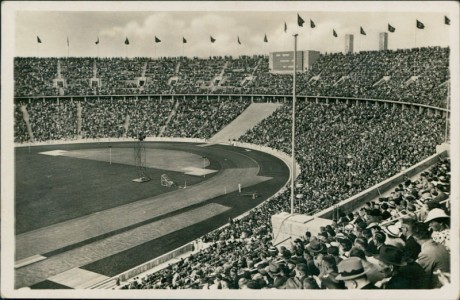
[36,15,451,45]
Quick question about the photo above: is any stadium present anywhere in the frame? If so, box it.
[4,4,459,298]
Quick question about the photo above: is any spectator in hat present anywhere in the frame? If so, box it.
[399,217,421,262]
[267,262,288,289]
[306,240,327,257]
[382,224,405,249]
[424,208,450,251]
[336,257,377,289]
[380,203,392,220]
[412,221,450,288]
[373,245,412,289]
[349,248,384,284]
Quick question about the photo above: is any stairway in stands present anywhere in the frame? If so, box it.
[209,102,282,143]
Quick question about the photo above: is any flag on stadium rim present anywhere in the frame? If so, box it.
[284,22,287,32]
[37,36,42,43]
[183,37,187,43]
[444,16,450,25]
[95,37,99,45]
[237,36,241,45]
[155,36,161,43]
[333,29,337,37]
[416,19,425,29]
[124,37,130,45]
[297,13,305,27]
[210,36,216,43]
[360,26,366,35]
[388,24,395,33]
[310,19,316,28]
[264,34,268,43]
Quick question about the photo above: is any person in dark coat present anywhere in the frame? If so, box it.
[374,245,412,289]
[399,217,421,262]
[413,221,450,288]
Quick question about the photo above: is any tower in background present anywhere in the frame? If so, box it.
[345,34,354,54]
[379,32,388,50]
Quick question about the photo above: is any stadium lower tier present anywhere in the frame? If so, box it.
[14,141,290,289]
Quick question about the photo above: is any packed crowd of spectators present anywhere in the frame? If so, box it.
[240,102,446,214]
[14,46,449,107]
[162,97,250,139]
[121,157,451,290]
[14,96,250,141]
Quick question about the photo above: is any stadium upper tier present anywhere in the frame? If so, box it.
[14,46,449,108]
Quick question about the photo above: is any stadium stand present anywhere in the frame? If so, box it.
[13,45,451,290]
[120,158,450,289]
[14,46,449,107]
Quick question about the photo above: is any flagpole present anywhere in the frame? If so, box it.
[291,33,298,215]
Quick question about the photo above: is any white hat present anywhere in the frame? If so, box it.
[382,224,401,238]
[424,208,449,223]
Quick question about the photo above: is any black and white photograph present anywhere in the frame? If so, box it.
[1,1,459,299]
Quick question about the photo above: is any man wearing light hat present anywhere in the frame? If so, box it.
[336,257,377,289]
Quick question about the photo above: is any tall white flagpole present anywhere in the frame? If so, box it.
[291,34,298,215]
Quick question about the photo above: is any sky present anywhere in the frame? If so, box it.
[10,1,457,58]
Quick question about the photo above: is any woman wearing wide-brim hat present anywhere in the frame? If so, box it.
[424,208,450,251]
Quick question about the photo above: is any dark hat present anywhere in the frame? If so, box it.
[306,240,326,254]
[246,280,260,289]
[335,257,369,280]
[369,209,382,217]
[327,246,339,256]
[374,245,406,266]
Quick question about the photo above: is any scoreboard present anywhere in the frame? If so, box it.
[269,50,320,74]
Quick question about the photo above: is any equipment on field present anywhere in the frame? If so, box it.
[161,174,175,187]
[132,132,151,183]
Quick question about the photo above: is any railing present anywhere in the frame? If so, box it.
[14,93,449,113]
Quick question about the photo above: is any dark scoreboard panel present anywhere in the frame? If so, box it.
[270,51,304,72]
